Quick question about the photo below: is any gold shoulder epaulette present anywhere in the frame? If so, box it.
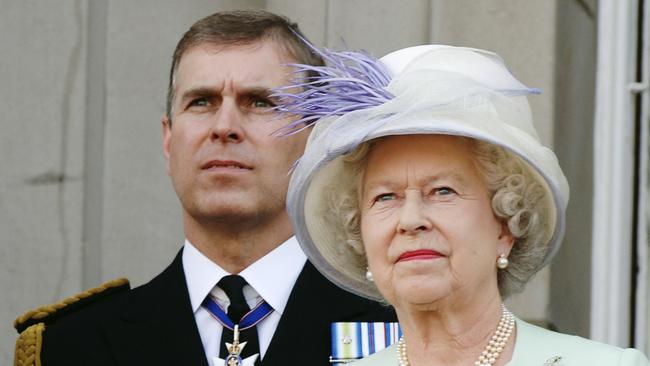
[13,277,130,333]
[14,323,44,366]
[13,278,129,366]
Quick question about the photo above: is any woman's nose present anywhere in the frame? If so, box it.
[396,192,432,235]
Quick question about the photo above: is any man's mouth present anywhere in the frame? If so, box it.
[201,160,252,170]
[397,249,444,262]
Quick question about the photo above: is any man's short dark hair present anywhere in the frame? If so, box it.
[166,9,324,121]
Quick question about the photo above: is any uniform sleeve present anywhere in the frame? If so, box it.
[619,348,650,366]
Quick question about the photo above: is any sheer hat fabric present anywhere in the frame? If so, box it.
[286,45,570,301]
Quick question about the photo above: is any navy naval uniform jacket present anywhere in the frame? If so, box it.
[15,249,396,366]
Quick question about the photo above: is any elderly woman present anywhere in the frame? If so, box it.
[275,45,650,365]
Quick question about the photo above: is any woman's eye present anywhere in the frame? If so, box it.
[374,193,396,202]
[432,187,456,196]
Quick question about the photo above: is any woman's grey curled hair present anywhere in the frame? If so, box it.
[324,137,551,298]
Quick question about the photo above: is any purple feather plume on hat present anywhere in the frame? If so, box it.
[271,42,395,136]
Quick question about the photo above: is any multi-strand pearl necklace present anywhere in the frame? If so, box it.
[396,304,515,366]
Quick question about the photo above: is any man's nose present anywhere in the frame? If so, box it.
[210,99,244,143]
[397,192,433,235]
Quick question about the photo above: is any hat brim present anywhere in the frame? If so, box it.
[288,108,568,301]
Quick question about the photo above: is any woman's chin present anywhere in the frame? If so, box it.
[388,278,452,309]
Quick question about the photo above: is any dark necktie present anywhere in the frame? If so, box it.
[218,275,261,362]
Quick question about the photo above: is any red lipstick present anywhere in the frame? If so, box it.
[398,249,443,262]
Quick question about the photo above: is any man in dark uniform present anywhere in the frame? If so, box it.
[13,10,395,366]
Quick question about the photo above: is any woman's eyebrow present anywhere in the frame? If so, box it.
[417,172,468,186]
[363,179,399,191]
[362,171,471,196]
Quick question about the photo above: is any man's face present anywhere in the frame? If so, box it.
[163,40,308,228]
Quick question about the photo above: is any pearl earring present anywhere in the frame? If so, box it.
[365,267,374,282]
[497,254,509,269]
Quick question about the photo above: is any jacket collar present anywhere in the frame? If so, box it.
[102,249,209,366]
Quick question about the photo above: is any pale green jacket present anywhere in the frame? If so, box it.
[352,318,649,365]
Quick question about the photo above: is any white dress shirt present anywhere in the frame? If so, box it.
[182,237,307,366]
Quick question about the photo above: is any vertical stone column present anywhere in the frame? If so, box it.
[0,1,88,363]
[549,0,597,338]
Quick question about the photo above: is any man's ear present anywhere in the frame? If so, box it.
[162,114,172,174]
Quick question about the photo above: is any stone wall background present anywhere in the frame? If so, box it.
[0,1,597,363]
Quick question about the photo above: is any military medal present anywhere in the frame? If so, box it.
[224,325,247,366]
[203,296,273,366]
[212,324,260,366]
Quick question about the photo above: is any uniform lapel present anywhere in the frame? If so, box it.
[260,262,396,366]
[102,249,209,366]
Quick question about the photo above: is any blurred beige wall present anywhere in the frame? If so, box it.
[0,1,597,363]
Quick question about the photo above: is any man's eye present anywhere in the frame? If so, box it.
[252,99,275,108]
[189,98,209,108]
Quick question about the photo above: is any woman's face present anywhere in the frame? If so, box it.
[360,135,513,309]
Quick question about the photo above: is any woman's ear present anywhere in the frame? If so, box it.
[497,220,516,256]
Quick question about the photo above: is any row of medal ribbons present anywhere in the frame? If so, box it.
[330,322,402,364]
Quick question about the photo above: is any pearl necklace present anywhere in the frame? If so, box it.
[396,304,515,366]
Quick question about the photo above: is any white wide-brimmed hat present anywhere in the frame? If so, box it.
[280,45,570,301]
